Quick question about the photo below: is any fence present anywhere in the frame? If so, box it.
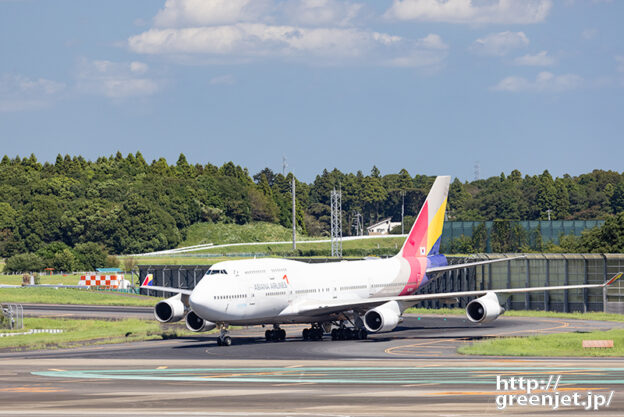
[1,304,23,330]
[139,253,624,313]
[440,220,604,252]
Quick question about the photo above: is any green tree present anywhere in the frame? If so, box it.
[611,183,624,214]
[53,248,77,272]
[73,242,108,271]
[5,253,44,273]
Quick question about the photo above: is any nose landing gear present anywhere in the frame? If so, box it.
[216,325,232,346]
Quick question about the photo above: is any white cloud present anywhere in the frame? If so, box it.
[384,0,552,24]
[128,0,448,69]
[0,74,65,112]
[281,0,363,27]
[470,31,529,56]
[77,59,160,98]
[129,22,447,69]
[492,71,582,93]
[514,50,555,66]
[130,61,149,74]
[154,0,272,27]
[209,74,236,85]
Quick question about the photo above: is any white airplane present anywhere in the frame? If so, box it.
[142,176,622,346]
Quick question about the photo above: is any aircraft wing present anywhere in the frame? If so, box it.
[287,272,623,317]
[426,255,526,274]
[140,285,193,295]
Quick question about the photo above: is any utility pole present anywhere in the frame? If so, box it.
[353,212,363,237]
[401,190,405,235]
[331,188,342,257]
[292,175,296,250]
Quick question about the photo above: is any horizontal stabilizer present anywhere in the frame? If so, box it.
[426,255,526,274]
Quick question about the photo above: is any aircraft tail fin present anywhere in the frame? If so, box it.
[398,176,450,258]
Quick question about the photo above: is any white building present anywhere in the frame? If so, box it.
[366,218,401,235]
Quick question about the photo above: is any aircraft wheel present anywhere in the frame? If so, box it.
[331,329,338,340]
[265,330,271,342]
[222,336,232,346]
[279,329,286,341]
[216,338,222,346]
[315,328,324,341]
[358,329,368,340]
[302,328,309,341]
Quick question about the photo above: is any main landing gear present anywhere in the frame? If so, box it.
[216,325,232,346]
[330,319,368,341]
[301,324,324,341]
[265,324,286,342]
[331,327,367,340]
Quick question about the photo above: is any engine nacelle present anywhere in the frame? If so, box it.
[185,310,217,332]
[466,292,505,324]
[154,294,186,323]
[363,301,401,333]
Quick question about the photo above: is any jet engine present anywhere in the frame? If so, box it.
[466,292,505,323]
[185,310,217,332]
[154,294,186,323]
[363,301,401,333]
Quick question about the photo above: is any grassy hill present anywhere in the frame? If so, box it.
[179,222,305,247]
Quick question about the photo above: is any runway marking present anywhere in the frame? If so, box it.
[385,318,572,357]
[0,386,67,393]
[157,366,168,369]
[48,368,66,372]
[431,387,604,396]
[32,367,624,386]
[272,382,315,386]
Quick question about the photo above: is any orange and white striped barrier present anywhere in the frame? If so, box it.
[78,275,128,289]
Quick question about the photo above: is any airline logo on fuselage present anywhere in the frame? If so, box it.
[254,281,288,290]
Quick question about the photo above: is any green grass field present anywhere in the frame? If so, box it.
[0,273,83,286]
[0,317,198,351]
[191,236,404,255]
[180,221,305,246]
[458,329,624,357]
[0,288,160,306]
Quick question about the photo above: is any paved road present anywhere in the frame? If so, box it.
[21,303,153,319]
[5,314,623,361]
[3,314,624,416]
[2,357,624,416]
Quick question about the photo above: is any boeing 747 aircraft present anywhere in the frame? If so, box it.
[142,176,622,346]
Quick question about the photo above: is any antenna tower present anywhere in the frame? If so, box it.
[331,188,343,257]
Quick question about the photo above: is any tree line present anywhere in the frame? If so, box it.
[1,153,623,271]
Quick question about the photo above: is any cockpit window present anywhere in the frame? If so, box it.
[206,269,227,275]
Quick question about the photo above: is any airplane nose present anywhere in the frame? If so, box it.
[189,289,201,312]
[188,283,217,320]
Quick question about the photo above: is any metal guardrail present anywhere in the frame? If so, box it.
[1,303,23,330]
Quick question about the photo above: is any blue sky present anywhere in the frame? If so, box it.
[1,0,622,182]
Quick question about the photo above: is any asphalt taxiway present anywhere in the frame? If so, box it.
[3,315,624,416]
[6,315,624,360]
